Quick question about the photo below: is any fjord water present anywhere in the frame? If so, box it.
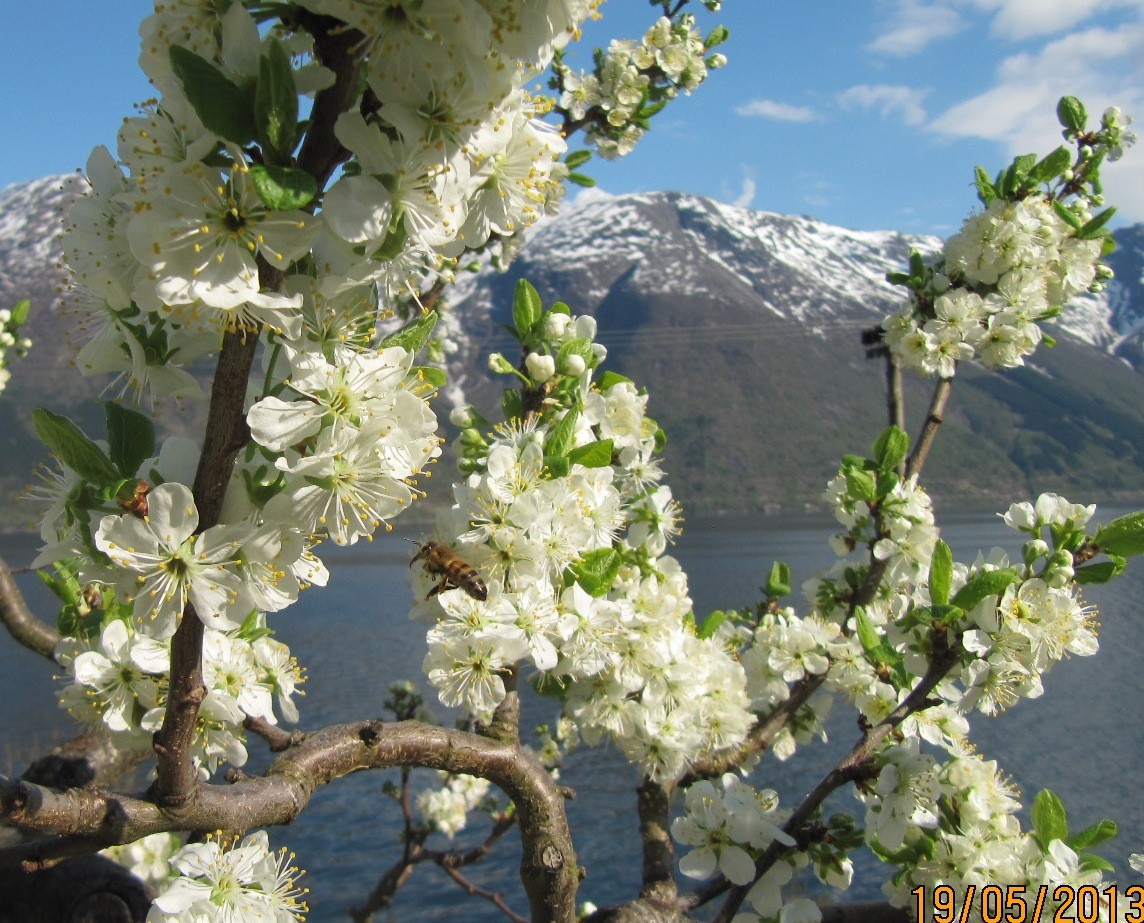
[1,513,1141,921]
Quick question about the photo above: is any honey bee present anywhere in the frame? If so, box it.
[408,540,488,601]
[118,480,151,519]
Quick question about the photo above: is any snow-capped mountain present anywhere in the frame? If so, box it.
[2,178,1144,521]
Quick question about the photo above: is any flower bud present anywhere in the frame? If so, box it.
[560,353,586,376]
[449,405,474,428]
[525,351,556,382]
[542,312,571,339]
[708,52,727,68]
[488,352,516,375]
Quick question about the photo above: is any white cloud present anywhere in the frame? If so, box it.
[732,176,757,209]
[972,0,1144,42]
[867,1,965,55]
[928,21,1144,221]
[837,84,930,126]
[735,99,820,123]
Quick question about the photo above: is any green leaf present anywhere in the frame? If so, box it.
[570,547,622,597]
[1067,819,1117,851]
[765,561,791,599]
[379,310,439,353]
[596,370,633,390]
[249,164,316,211]
[1077,206,1117,240]
[544,455,570,479]
[255,39,299,161]
[1053,200,1085,230]
[33,408,120,486]
[845,468,877,504]
[1032,789,1069,849]
[513,279,542,340]
[950,568,1021,611]
[929,540,953,607]
[410,365,447,390]
[563,149,592,169]
[1073,558,1125,584]
[704,24,730,48]
[854,608,884,656]
[545,408,580,459]
[9,298,30,326]
[1030,146,1072,183]
[696,609,727,640]
[872,425,909,472]
[104,402,155,479]
[557,337,594,370]
[169,45,255,144]
[567,438,613,469]
[1012,152,1037,178]
[502,389,523,421]
[1079,853,1116,873]
[567,172,596,188]
[1057,95,1088,132]
[1094,510,1144,557]
[973,166,997,204]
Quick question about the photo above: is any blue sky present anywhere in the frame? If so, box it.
[3,1,1142,236]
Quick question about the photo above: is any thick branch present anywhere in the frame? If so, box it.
[0,553,59,661]
[637,779,676,907]
[1,720,578,923]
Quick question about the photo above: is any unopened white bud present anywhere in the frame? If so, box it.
[525,351,556,383]
[542,312,571,339]
[488,353,515,374]
[560,353,586,376]
[449,406,474,428]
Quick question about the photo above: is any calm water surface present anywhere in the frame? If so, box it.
[0,513,1141,920]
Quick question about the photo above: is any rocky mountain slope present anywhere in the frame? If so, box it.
[1,177,1143,526]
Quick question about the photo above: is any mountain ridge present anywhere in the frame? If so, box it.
[2,177,1144,524]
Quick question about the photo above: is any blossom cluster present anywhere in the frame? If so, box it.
[556,13,726,159]
[420,301,753,781]
[882,103,1134,378]
[146,831,307,923]
[57,604,303,779]
[416,772,494,838]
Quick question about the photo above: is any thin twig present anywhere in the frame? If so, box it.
[438,863,528,923]
[905,376,953,479]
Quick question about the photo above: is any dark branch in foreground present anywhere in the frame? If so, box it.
[0,720,579,923]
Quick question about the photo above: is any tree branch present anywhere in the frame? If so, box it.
[1,720,579,923]
[0,553,59,661]
[905,376,953,480]
[637,779,676,908]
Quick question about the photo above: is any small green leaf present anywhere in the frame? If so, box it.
[9,298,30,326]
[513,279,543,340]
[567,438,613,469]
[1094,510,1144,557]
[502,389,523,421]
[1077,206,1116,240]
[1032,789,1069,849]
[410,365,447,390]
[104,402,155,479]
[973,166,996,204]
[544,455,570,478]
[169,45,255,144]
[563,149,592,169]
[557,337,595,370]
[255,39,298,162]
[845,468,877,504]
[1073,559,1125,584]
[704,24,730,48]
[696,609,727,639]
[1030,146,1072,183]
[379,310,439,353]
[929,539,953,607]
[545,408,580,459]
[249,164,316,210]
[765,561,791,599]
[1067,819,1117,851]
[567,172,596,188]
[1078,853,1115,873]
[1057,95,1088,132]
[872,425,909,472]
[1053,200,1085,230]
[950,568,1021,611]
[33,408,120,486]
[596,370,633,390]
[570,547,622,597]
